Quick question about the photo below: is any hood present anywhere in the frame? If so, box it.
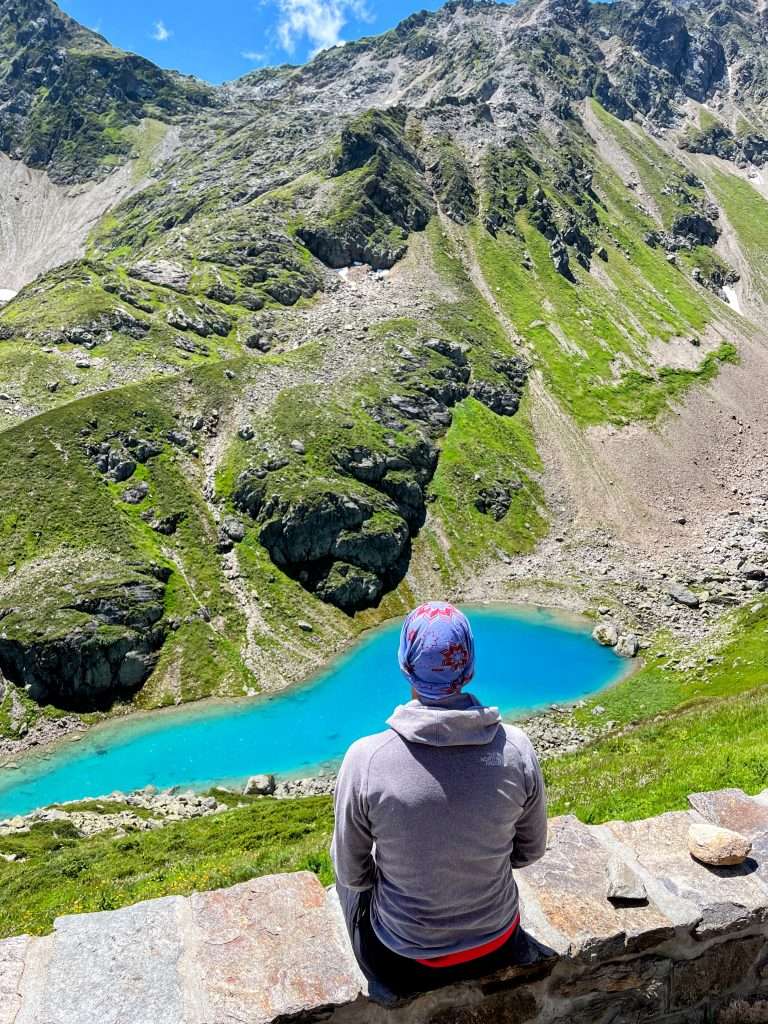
[386,692,501,747]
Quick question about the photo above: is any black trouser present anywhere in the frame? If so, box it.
[335,885,532,1004]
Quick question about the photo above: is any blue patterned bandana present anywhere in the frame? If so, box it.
[398,602,476,700]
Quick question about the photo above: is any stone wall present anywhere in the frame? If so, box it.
[1,788,767,1023]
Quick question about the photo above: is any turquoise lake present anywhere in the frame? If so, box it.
[0,606,626,818]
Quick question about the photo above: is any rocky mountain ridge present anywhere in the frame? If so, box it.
[0,0,766,722]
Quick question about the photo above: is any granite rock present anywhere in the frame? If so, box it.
[186,873,364,1023]
[605,811,767,935]
[0,935,30,1024]
[516,815,674,960]
[592,623,619,647]
[243,773,276,796]
[606,855,648,903]
[15,898,188,1024]
[688,823,752,867]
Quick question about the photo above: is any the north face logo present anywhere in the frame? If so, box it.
[480,751,503,767]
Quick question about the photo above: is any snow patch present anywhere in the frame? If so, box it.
[724,285,742,314]
[0,288,17,304]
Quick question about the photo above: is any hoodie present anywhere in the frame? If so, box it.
[330,693,547,960]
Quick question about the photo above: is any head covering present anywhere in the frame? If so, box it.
[398,602,475,700]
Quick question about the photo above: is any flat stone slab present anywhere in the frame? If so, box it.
[690,791,768,892]
[3,795,768,1022]
[516,816,674,960]
[688,788,768,838]
[0,935,29,1024]
[16,897,188,1024]
[186,872,364,1023]
[605,811,768,934]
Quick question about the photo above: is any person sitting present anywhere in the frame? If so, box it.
[331,601,547,1001]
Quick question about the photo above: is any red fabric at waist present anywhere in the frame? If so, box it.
[414,912,520,968]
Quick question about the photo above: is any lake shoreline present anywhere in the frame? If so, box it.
[0,700,619,829]
[0,600,623,771]
[0,602,633,816]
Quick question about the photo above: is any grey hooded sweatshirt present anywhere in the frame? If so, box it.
[330,693,547,960]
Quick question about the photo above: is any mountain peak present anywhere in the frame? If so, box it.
[0,0,213,182]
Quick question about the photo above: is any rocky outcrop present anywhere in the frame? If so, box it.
[298,109,433,271]
[0,0,213,183]
[231,335,529,615]
[2,788,766,1022]
[594,1,727,120]
[0,568,168,709]
[128,260,190,292]
[238,484,411,614]
[1,788,229,841]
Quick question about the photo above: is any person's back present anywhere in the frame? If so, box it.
[331,602,547,997]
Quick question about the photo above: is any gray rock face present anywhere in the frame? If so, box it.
[0,4,214,185]
[129,260,190,292]
[17,898,189,1024]
[0,935,28,1024]
[234,433,441,613]
[0,571,168,710]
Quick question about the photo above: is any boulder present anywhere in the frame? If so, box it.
[129,259,190,292]
[122,482,149,505]
[667,582,700,608]
[615,633,639,658]
[593,622,619,647]
[143,511,185,535]
[474,481,520,521]
[688,823,752,866]
[244,774,276,796]
[221,517,246,544]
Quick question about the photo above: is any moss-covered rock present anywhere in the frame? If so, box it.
[0,559,168,709]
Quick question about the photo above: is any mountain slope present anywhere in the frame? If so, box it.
[0,0,212,182]
[0,0,766,729]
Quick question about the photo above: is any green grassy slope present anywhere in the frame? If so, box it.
[472,104,742,426]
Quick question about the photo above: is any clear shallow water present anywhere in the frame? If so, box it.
[0,606,625,818]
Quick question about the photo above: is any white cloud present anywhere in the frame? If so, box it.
[276,0,370,56]
[151,20,172,42]
[241,50,268,63]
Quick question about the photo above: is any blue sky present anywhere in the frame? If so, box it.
[58,0,450,84]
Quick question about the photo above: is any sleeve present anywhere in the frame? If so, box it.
[330,741,375,891]
[510,741,548,869]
